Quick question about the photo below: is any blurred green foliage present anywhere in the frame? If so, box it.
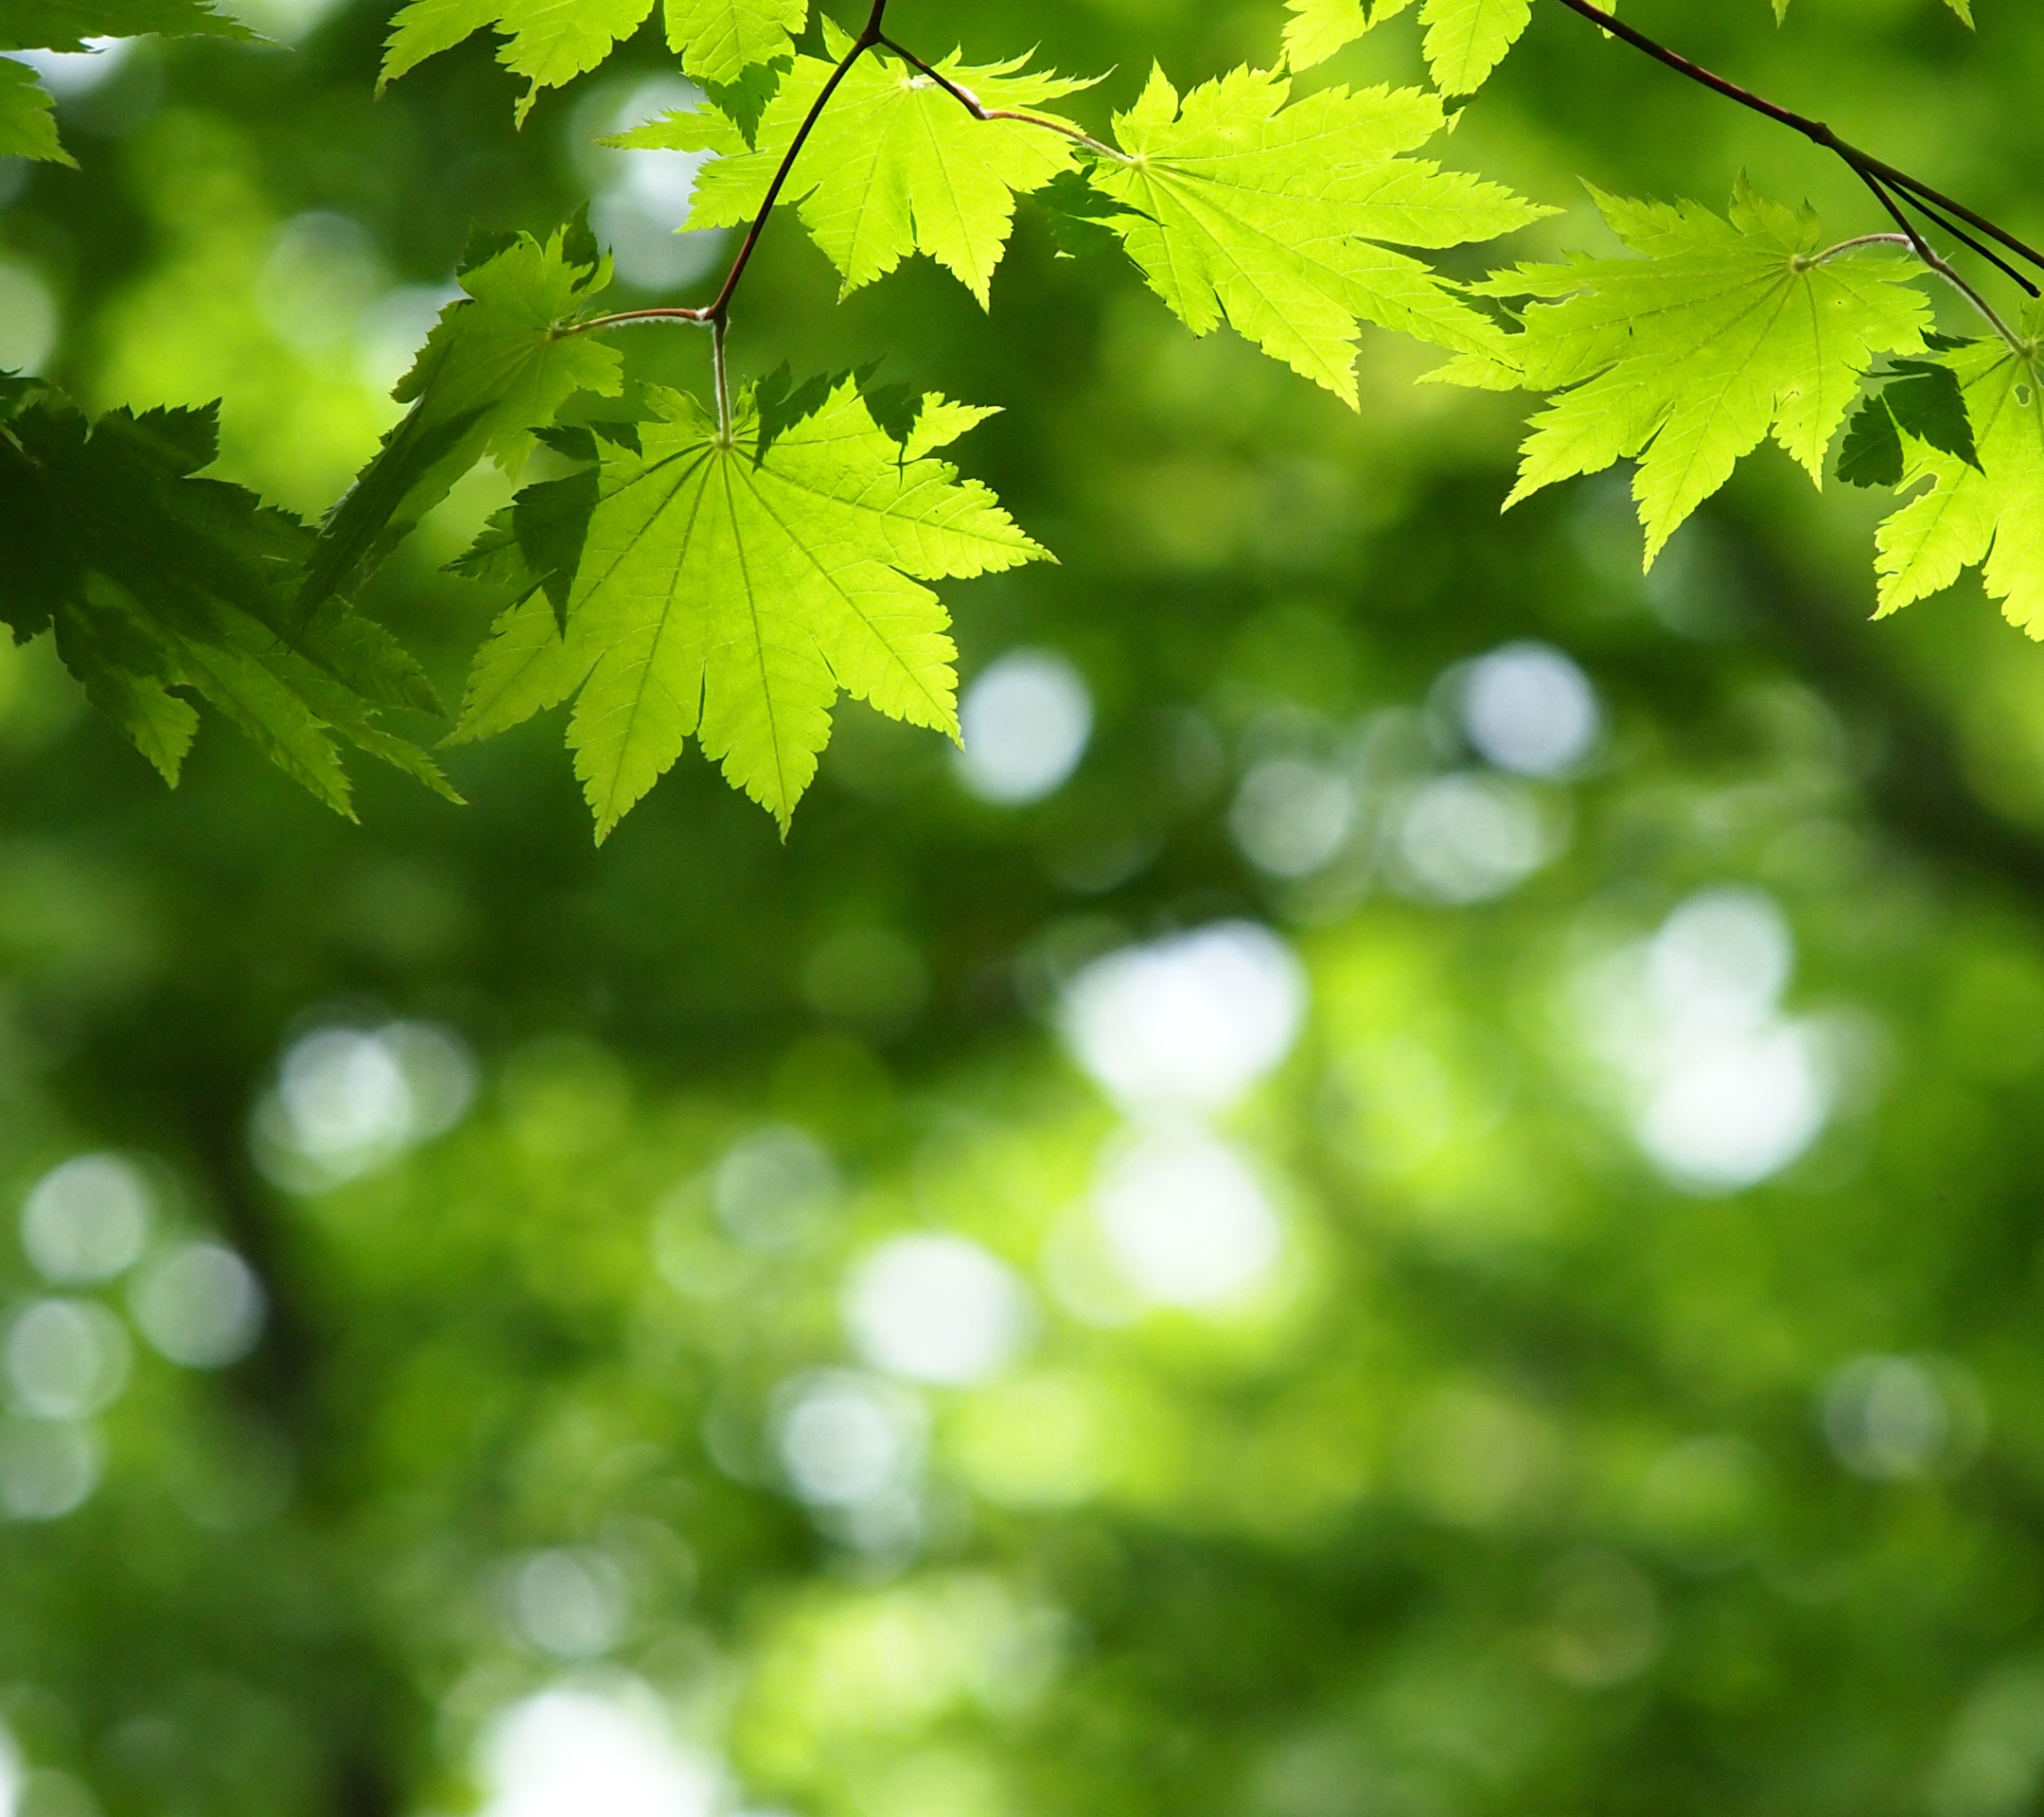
[8,4,2044,1817]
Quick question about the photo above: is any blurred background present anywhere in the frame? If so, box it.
[7,0,2044,1813]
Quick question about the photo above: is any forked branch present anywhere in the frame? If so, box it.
[1548,0,2039,344]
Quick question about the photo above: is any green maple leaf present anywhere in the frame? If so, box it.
[0,0,252,161]
[447,377,1048,839]
[300,219,622,610]
[0,57,65,162]
[0,391,455,810]
[1838,357,1981,488]
[662,0,802,86]
[1080,63,1546,404]
[379,0,802,120]
[1281,0,1530,96]
[1874,313,2044,634]
[1457,180,1931,564]
[613,30,1099,308]
[0,0,251,47]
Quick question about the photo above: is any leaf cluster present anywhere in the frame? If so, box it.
[13,0,2038,842]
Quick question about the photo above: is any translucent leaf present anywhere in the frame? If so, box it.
[1458,180,1931,563]
[1282,0,1531,95]
[617,32,1100,308]
[300,220,622,610]
[662,0,803,86]
[1876,316,2044,634]
[1084,64,1548,404]
[379,0,804,119]
[449,379,1048,838]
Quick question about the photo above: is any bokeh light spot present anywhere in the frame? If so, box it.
[510,1549,630,1660]
[1460,642,1601,777]
[477,1684,720,1817]
[131,1243,264,1368]
[21,1154,152,1284]
[254,1020,477,1191]
[1062,923,1306,1114]
[5,1298,130,1420]
[1092,1125,1281,1310]
[714,1126,837,1251]
[843,1234,1034,1387]
[954,650,1093,805]
[1391,773,1551,904]
[1824,1354,1985,1480]
[773,1368,927,1509]
[0,262,57,375]
[1230,759,1355,878]
[0,1415,100,1521]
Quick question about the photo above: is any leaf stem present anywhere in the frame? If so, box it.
[712,314,733,443]
[1545,0,2044,324]
[1852,166,2024,348]
[875,33,1131,161]
[563,0,893,341]
[1806,233,1916,264]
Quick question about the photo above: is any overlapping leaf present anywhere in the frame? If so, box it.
[1873,313,2044,633]
[448,377,1048,838]
[1454,181,1930,563]
[0,384,454,811]
[1,0,253,161]
[1282,0,1532,96]
[301,219,622,610]
[1082,64,1545,403]
[1837,352,1980,487]
[379,0,802,119]
[615,30,1098,307]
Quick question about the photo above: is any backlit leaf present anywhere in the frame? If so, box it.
[300,220,622,610]
[450,378,1048,838]
[615,31,1100,308]
[1876,315,2044,634]
[1459,180,1931,563]
[1084,63,1548,403]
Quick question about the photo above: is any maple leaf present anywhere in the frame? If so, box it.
[663,0,803,86]
[447,378,1048,839]
[613,30,1099,308]
[300,218,622,610]
[1874,313,2044,634]
[1837,354,1981,488]
[0,56,64,162]
[1458,180,1931,563]
[0,0,253,49]
[0,0,253,160]
[1282,0,1531,95]
[1080,64,1546,403]
[0,390,454,810]
[379,0,802,120]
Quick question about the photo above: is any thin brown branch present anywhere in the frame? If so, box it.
[564,0,894,367]
[1546,0,2044,311]
[875,33,1129,161]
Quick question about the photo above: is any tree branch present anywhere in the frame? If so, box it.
[562,0,897,424]
[1546,0,2044,317]
[875,33,1130,161]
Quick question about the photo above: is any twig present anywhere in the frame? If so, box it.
[1854,168,2021,347]
[1546,0,2044,340]
[562,0,896,433]
[875,33,1131,162]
